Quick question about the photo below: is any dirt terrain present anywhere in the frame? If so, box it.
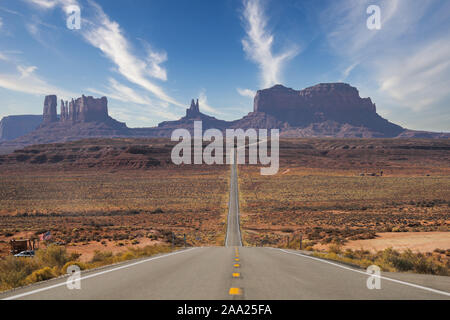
[0,138,449,265]
[343,232,450,253]
[238,139,450,258]
[0,139,229,260]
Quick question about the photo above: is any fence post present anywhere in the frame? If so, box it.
[287,236,290,248]
[184,234,187,248]
[299,234,303,251]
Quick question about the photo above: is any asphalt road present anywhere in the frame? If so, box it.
[1,154,449,300]
[225,149,242,247]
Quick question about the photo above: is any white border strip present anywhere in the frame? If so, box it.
[279,249,450,297]
[2,248,197,300]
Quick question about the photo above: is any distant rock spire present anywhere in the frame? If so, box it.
[43,95,57,124]
[186,98,200,118]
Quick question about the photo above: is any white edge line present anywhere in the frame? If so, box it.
[278,249,450,297]
[2,248,197,300]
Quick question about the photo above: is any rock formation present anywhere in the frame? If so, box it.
[43,95,57,124]
[0,115,43,141]
[64,95,109,123]
[186,99,200,118]
[155,98,229,135]
[235,83,405,137]
[1,84,448,149]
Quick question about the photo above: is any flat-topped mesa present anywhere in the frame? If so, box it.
[186,98,200,118]
[43,95,57,123]
[253,83,379,127]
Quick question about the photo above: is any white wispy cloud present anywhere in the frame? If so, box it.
[144,46,168,81]
[322,0,450,112]
[237,88,256,99]
[25,0,78,10]
[87,78,180,121]
[0,64,76,99]
[341,62,359,81]
[0,17,3,29]
[198,89,224,116]
[241,0,299,88]
[378,40,450,111]
[81,1,182,107]
[87,78,153,106]
[24,0,183,109]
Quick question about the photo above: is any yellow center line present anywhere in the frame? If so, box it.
[232,273,240,278]
[234,263,240,268]
[229,288,242,295]
[234,258,240,262]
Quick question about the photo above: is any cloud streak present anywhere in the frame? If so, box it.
[322,0,450,112]
[24,0,183,109]
[237,88,256,98]
[0,64,77,99]
[81,1,182,107]
[198,89,224,116]
[241,0,299,88]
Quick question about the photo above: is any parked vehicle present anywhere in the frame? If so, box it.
[14,250,35,257]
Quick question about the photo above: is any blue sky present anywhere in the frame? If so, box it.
[0,0,449,131]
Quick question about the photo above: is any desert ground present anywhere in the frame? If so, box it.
[238,139,450,268]
[0,139,229,261]
[0,138,449,272]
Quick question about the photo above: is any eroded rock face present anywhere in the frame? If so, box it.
[66,95,109,123]
[43,95,57,124]
[186,99,200,118]
[1,84,448,149]
[252,83,403,136]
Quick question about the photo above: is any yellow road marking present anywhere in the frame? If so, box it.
[232,273,240,278]
[234,263,240,268]
[234,258,240,262]
[229,288,242,295]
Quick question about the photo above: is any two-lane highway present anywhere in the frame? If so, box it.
[1,150,449,300]
[225,149,242,247]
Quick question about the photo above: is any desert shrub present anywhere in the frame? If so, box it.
[329,243,343,254]
[62,261,86,274]
[24,267,55,284]
[118,251,136,262]
[36,245,70,268]
[126,146,151,155]
[90,251,113,264]
[30,154,47,164]
[15,154,31,162]
[49,155,64,163]
[0,256,38,290]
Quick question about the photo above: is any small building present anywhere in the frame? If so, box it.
[10,239,38,255]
